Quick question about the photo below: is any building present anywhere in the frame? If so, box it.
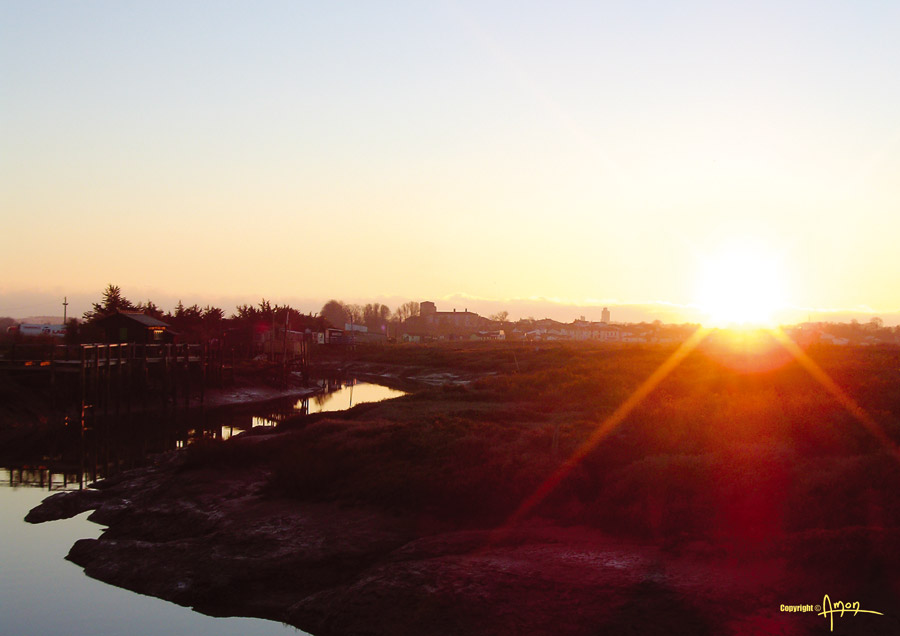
[405,301,493,340]
[593,324,623,342]
[94,310,175,344]
[257,328,309,357]
[601,307,611,324]
[471,330,506,341]
[9,323,66,339]
[420,301,437,316]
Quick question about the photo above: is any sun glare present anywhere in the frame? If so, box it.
[696,241,787,328]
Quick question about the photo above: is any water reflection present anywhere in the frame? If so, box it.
[0,381,408,636]
[299,380,407,415]
[1,380,406,490]
[0,469,306,636]
[218,380,406,441]
[7,466,85,491]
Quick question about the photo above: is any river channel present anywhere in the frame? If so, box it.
[0,380,407,636]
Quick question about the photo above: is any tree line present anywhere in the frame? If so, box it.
[318,299,420,334]
[75,285,424,342]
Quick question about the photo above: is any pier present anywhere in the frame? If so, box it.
[0,340,310,416]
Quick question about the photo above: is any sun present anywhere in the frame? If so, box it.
[695,241,787,328]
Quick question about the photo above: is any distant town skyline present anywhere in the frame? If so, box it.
[4,288,899,328]
[4,2,900,326]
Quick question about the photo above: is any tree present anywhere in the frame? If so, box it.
[200,306,225,337]
[490,310,509,323]
[83,284,135,323]
[257,299,274,321]
[394,301,420,322]
[0,317,17,343]
[345,304,364,327]
[203,305,225,323]
[174,302,203,323]
[272,304,296,329]
[233,304,260,321]
[166,301,204,341]
[135,299,165,320]
[320,300,348,329]
[64,317,81,344]
[364,303,391,332]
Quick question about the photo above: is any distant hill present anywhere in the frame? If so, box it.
[18,316,66,324]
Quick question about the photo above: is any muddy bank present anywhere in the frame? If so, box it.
[198,380,321,410]
[27,434,900,635]
[26,441,826,636]
[314,360,488,393]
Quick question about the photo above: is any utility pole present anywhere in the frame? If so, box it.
[63,297,68,323]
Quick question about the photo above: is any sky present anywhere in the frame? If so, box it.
[3,1,900,325]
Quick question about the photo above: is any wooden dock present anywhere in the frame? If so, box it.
[1,343,209,415]
[1,339,310,421]
[1,339,311,486]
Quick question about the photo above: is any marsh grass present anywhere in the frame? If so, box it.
[191,342,900,548]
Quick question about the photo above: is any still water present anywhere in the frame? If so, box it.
[0,380,407,636]
[223,380,408,436]
[0,472,306,635]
